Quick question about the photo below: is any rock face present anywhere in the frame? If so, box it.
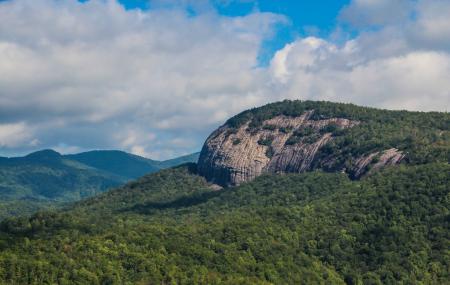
[351,148,405,178]
[198,110,404,186]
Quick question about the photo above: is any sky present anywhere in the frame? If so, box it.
[0,0,449,159]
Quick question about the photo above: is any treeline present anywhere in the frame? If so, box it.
[0,163,448,284]
[226,100,449,173]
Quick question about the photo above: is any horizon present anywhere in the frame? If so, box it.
[1,0,449,159]
[2,98,448,158]
[0,146,200,160]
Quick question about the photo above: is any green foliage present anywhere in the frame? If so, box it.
[232,138,242,145]
[294,126,315,137]
[278,126,293,133]
[262,124,277,131]
[0,163,448,284]
[0,150,199,220]
[265,146,275,158]
[285,126,318,145]
[319,123,339,134]
[0,100,448,283]
[226,100,449,174]
[0,151,123,216]
[66,150,161,179]
[67,150,200,179]
[257,136,274,146]
[284,135,302,145]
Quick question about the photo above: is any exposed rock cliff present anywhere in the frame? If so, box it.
[351,148,405,178]
[198,110,405,186]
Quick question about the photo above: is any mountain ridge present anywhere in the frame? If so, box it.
[0,149,200,220]
[198,100,449,186]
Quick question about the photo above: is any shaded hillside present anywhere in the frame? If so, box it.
[65,150,160,180]
[66,150,200,180]
[0,163,448,284]
[0,150,124,201]
[156,152,200,169]
[0,150,123,220]
[0,150,199,220]
[199,100,449,186]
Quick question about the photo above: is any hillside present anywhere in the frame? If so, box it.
[0,101,448,284]
[0,163,448,284]
[199,100,449,186]
[0,150,122,220]
[65,150,161,180]
[156,152,201,169]
[0,150,199,220]
[66,150,200,180]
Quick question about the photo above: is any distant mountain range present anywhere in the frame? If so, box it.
[0,149,199,220]
[66,150,200,180]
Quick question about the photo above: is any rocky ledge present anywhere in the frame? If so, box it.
[198,110,404,186]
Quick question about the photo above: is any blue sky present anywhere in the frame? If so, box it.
[115,0,351,65]
[0,0,449,158]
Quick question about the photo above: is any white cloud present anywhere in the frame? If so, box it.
[0,0,282,157]
[268,0,450,112]
[269,38,450,111]
[340,0,414,27]
[408,0,450,50]
[52,143,82,155]
[0,122,34,148]
[0,0,449,158]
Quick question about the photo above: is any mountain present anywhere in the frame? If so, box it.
[198,100,449,186]
[65,150,161,180]
[66,150,200,180]
[0,163,448,284]
[0,150,199,220]
[156,152,200,169]
[0,100,448,284]
[0,149,122,219]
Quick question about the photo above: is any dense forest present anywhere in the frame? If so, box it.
[0,100,448,284]
[0,150,199,221]
[226,100,449,168]
[0,163,448,284]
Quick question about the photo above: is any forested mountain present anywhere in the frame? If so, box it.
[0,163,448,284]
[0,150,199,220]
[156,152,201,169]
[199,100,449,186]
[0,100,448,284]
[65,150,161,180]
[65,151,200,180]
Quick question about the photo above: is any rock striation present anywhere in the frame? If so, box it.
[198,110,404,186]
[351,148,405,178]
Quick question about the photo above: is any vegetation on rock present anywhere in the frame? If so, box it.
[199,100,449,186]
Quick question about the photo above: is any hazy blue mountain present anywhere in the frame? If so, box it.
[65,150,200,180]
[65,150,160,180]
[156,152,200,169]
[0,149,199,220]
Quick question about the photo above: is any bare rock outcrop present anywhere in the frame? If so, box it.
[351,148,405,178]
[198,110,405,186]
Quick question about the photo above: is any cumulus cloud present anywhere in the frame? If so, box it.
[408,0,450,50]
[0,122,34,148]
[339,0,414,27]
[0,0,282,158]
[0,0,449,158]
[269,0,450,112]
[269,39,450,111]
